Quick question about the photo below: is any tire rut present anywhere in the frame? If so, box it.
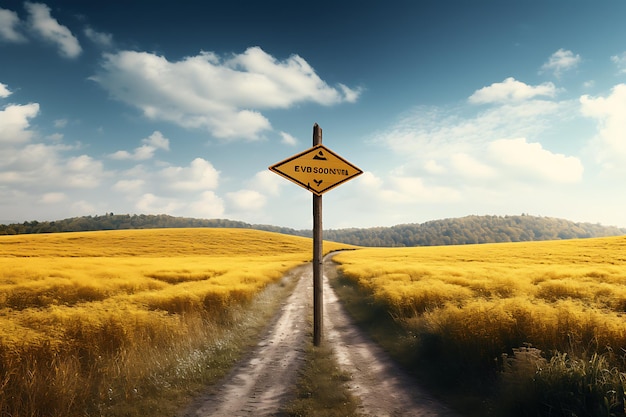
[180,264,312,417]
[324,255,460,417]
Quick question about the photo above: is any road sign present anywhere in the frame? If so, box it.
[269,144,363,196]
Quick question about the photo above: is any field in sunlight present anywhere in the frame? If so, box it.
[332,236,626,416]
[0,228,350,417]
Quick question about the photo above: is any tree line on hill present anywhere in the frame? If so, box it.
[0,213,624,247]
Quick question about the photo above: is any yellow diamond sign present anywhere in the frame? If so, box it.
[269,144,363,196]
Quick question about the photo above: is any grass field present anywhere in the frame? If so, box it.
[332,236,626,416]
[0,228,351,417]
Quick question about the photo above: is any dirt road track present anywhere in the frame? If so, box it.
[180,264,311,417]
[180,255,459,417]
[324,257,459,417]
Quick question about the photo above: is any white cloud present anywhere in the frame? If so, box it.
[113,179,144,193]
[25,2,81,58]
[91,47,359,140]
[84,26,112,48]
[424,160,445,174]
[279,131,298,146]
[368,84,586,220]
[188,191,225,218]
[135,193,182,214]
[580,84,626,171]
[249,170,284,196]
[338,83,362,103]
[357,171,383,189]
[611,52,626,74]
[541,48,581,77]
[583,80,595,89]
[450,153,496,179]
[144,131,169,150]
[46,132,63,141]
[0,8,26,42]
[379,99,569,159]
[0,82,12,98]
[65,155,104,188]
[469,77,557,104]
[487,138,583,183]
[356,171,460,204]
[53,118,67,128]
[160,158,220,191]
[40,192,66,204]
[71,200,97,215]
[134,191,225,218]
[0,103,40,143]
[384,176,461,203]
[109,150,132,160]
[227,189,267,211]
[110,131,170,161]
[0,143,103,189]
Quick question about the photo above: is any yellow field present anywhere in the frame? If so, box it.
[0,228,351,417]
[333,236,626,365]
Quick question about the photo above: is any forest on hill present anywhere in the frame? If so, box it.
[1,213,624,247]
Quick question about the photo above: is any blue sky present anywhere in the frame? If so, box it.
[2,1,626,229]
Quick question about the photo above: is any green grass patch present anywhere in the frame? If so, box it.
[279,339,359,417]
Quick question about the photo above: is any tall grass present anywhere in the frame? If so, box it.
[0,228,352,417]
[332,236,626,416]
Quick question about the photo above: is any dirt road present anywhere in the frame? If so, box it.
[181,255,459,417]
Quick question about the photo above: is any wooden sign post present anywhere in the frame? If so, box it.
[312,124,323,346]
[269,124,363,346]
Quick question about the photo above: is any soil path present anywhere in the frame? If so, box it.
[181,255,459,417]
[324,256,460,417]
[180,263,312,417]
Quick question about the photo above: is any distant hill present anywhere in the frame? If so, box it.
[320,215,626,247]
[1,213,624,247]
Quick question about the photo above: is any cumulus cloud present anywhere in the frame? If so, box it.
[357,171,384,189]
[25,2,81,58]
[370,80,585,210]
[135,191,225,218]
[488,138,583,183]
[356,171,460,204]
[227,189,267,211]
[0,7,26,42]
[188,191,225,218]
[46,132,63,141]
[135,193,181,214]
[113,179,144,193]
[110,131,170,161]
[423,160,445,174]
[0,82,12,98]
[378,99,569,159]
[249,170,284,196]
[160,158,220,191]
[280,131,298,146]
[0,142,103,189]
[541,48,581,78]
[65,155,104,188]
[91,47,360,140]
[611,52,626,74]
[450,153,496,179]
[384,176,461,203]
[0,143,58,184]
[580,83,626,171]
[84,26,113,48]
[40,192,66,204]
[469,77,557,104]
[53,118,67,128]
[0,103,40,143]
